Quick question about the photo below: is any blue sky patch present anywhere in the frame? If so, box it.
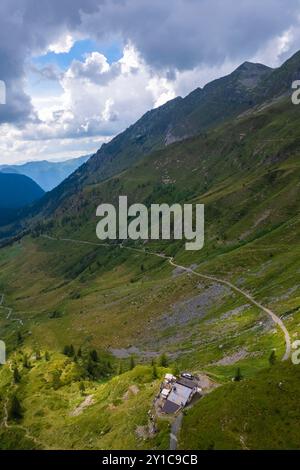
[32,38,123,71]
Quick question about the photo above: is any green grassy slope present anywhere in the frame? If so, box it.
[179,362,300,450]
[0,97,299,371]
[0,353,169,450]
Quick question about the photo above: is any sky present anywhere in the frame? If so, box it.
[0,0,300,164]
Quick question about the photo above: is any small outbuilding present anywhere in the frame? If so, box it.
[159,373,200,415]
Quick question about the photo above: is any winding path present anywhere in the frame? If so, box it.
[170,412,183,450]
[0,293,23,326]
[168,259,291,361]
[41,234,291,361]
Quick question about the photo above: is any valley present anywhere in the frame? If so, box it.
[0,51,300,450]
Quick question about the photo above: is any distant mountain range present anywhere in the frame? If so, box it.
[0,173,44,226]
[0,155,90,191]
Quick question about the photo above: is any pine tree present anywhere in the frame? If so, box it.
[52,370,62,390]
[13,367,21,384]
[118,361,123,375]
[63,345,70,356]
[86,357,96,378]
[77,348,82,358]
[234,367,243,382]
[152,364,158,380]
[130,355,135,370]
[17,332,23,345]
[23,354,30,369]
[9,395,22,421]
[79,382,85,395]
[159,353,168,368]
[63,345,75,357]
[173,363,180,377]
[45,351,50,361]
[269,350,277,366]
[89,349,99,362]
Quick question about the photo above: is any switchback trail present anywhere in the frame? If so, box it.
[168,259,291,361]
[42,235,291,361]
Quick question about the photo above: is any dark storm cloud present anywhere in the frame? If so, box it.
[0,0,300,125]
[83,0,300,70]
[0,0,102,124]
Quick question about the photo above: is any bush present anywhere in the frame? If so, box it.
[159,353,168,368]
[13,367,21,384]
[130,356,135,370]
[63,345,75,357]
[269,350,277,366]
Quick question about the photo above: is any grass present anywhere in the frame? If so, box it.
[178,361,300,450]
[0,351,170,450]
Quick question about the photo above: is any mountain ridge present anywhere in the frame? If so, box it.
[38,54,299,194]
[1,50,300,241]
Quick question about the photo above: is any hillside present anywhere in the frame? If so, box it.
[1,94,298,355]
[179,362,300,450]
[0,155,90,192]
[0,173,45,227]
[0,355,169,450]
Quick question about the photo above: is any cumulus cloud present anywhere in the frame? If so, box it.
[29,63,62,82]
[81,0,300,70]
[66,52,122,85]
[0,0,102,125]
[22,45,173,141]
[1,0,300,124]
[1,0,300,163]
